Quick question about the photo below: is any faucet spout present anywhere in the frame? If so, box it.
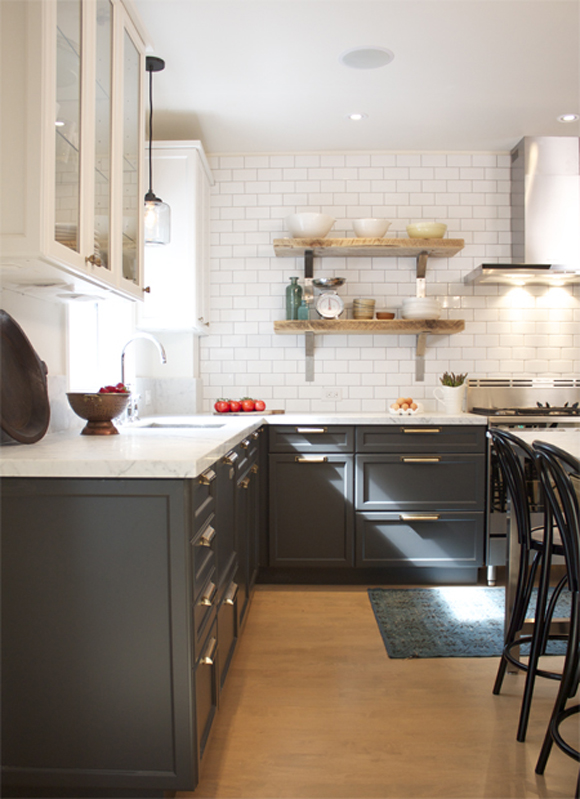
[121,333,167,386]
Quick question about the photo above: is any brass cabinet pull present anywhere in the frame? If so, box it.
[399,514,441,522]
[252,431,260,440]
[240,476,251,489]
[295,456,328,463]
[199,468,216,485]
[201,637,217,666]
[223,451,238,466]
[402,428,441,434]
[199,581,217,607]
[199,525,216,547]
[401,456,441,463]
[240,439,250,449]
[251,463,259,474]
[296,427,327,434]
[85,253,103,267]
[224,582,238,605]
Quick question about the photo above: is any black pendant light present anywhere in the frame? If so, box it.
[144,56,170,245]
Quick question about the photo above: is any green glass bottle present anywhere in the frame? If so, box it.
[297,297,309,320]
[285,276,303,320]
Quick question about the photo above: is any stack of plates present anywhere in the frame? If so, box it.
[401,297,441,320]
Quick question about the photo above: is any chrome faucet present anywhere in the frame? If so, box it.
[120,333,167,422]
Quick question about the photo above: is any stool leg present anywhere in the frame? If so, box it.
[517,542,552,742]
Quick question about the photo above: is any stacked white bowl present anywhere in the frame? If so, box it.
[401,297,441,320]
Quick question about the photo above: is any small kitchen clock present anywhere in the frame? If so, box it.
[315,291,344,319]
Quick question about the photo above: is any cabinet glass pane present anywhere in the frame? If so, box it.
[55,0,82,253]
[94,0,112,271]
[122,30,139,284]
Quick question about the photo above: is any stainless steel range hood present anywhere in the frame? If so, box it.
[465,136,580,286]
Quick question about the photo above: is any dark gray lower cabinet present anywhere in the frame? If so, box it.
[1,458,262,798]
[1,479,194,797]
[269,453,354,567]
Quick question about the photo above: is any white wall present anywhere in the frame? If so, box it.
[200,149,580,413]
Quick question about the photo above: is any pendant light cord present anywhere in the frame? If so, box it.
[147,66,154,197]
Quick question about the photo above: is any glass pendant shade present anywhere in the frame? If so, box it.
[144,193,170,245]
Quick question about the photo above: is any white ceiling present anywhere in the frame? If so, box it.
[132,0,580,154]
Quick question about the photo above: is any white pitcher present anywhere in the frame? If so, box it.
[433,384,466,414]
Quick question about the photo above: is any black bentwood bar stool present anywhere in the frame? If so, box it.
[489,429,568,742]
[533,441,580,798]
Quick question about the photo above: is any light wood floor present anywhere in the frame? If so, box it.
[178,585,578,799]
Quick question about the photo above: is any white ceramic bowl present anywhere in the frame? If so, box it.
[286,213,335,238]
[406,222,447,239]
[353,218,391,238]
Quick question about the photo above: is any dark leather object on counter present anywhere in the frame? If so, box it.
[1,309,50,443]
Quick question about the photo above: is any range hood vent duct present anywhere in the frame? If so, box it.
[466,136,580,285]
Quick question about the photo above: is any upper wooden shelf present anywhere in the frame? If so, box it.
[273,238,465,258]
[274,319,465,335]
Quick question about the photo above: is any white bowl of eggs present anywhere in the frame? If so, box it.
[389,396,423,415]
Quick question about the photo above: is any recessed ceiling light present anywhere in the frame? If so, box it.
[347,113,368,121]
[339,46,394,70]
[557,113,579,123]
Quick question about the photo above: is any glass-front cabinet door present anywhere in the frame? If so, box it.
[54,0,82,257]
[120,25,141,288]
[93,0,113,275]
[49,0,144,297]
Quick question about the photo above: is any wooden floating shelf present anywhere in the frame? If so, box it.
[273,238,465,258]
[274,319,465,335]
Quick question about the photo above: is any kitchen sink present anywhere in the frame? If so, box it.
[139,422,226,429]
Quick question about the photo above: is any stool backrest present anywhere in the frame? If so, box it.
[533,441,580,596]
[489,428,537,549]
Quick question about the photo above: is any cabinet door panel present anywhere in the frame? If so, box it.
[355,454,485,511]
[269,454,354,566]
[356,511,484,567]
[1,479,193,791]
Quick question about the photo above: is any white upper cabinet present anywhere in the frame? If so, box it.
[137,141,214,332]
[0,0,146,301]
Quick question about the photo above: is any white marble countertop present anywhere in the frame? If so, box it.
[0,411,487,479]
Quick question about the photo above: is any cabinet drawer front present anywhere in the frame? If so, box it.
[356,512,484,567]
[355,454,485,511]
[193,470,217,534]
[269,425,354,453]
[356,425,486,453]
[195,620,219,760]
[191,516,217,599]
[193,571,218,656]
[268,454,354,566]
[217,584,238,692]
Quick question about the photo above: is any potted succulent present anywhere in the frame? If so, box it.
[434,371,468,414]
[439,371,468,387]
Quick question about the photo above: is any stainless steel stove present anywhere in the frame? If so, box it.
[468,377,580,427]
[467,378,580,583]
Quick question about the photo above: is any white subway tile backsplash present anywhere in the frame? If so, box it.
[199,148,580,411]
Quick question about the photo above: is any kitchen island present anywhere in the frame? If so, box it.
[1,412,486,798]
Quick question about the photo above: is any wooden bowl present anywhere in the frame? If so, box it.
[67,392,130,435]
[376,311,395,320]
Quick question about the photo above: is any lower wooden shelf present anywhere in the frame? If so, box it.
[273,318,465,383]
[273,319,464,335]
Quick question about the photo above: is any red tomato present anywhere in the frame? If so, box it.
[229,400,242,413]
[254,399,266,411]
[214,400,230,413]
[241,399,255,412]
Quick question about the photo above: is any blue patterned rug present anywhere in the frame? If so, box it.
[368,586,570,659]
